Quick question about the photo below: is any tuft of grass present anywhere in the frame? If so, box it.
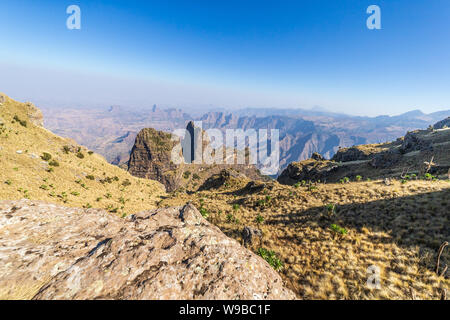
[329,224,348,235]
[257,248,284,271]
[199,207,209,218]
[256,214,264,224]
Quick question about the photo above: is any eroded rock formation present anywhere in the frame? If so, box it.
[0,200,296,300]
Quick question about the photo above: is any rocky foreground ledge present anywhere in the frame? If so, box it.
[0,200,295,300]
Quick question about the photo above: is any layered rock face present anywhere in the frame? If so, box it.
[128,127,182,192]
[128,123,266,192]
[0,200,296,300]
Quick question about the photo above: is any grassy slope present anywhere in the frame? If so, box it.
[161,174,450,299]
[0,94,165,215]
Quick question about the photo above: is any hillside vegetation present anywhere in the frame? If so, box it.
[0,94,165,216]
[160,172,449,299]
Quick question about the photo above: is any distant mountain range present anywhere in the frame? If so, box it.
[41,105,449,173]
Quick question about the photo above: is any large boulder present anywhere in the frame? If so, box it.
[0,200,296,300]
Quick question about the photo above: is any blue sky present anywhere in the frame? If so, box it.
[0,0,449,115]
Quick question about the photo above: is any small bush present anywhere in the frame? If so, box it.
[326,203,336,215]
[199,207,209,218]
[256,214,264,224]
[41,152,52,161]
[88,151,94,155]
[183,171,191,179]
[48,160,59,167]
[122,179,132,187]
[5,180,12,185]
[62,146,71,154]
[86,175,95,180]
[76,152,85,159]
[355,175,362,181]
[232,203,240,211]
[329,224,348,235]
[257,248,283,271]
[192,173,200,180]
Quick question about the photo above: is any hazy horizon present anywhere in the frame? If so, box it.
[1,0,449,116]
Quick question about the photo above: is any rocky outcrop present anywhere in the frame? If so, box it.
[128,128,181,192]
[368,150,402,169]
[277,158,339,185]
[128,124,266,192]
[25,102,44,127]
[433,117,450,130]
[0,200,296,300]
[332,147,372,162]
[400,131,433,153]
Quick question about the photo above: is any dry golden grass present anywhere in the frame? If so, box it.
[0,94,165,215]
[160,174,450,300]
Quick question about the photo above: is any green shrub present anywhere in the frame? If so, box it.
[256,214,264,224]
[329,224,348,235]
[257,248,283,271]
[41,152,52,161]
[122,179,132,187]
[86,175,95,180]
[232,203,240,211]
[326,203,336,215]
[62,146,71,154]
[88,151,94,155]
[199,207,209,218]
[48,160,59,167]
[355,175,362,181]
[13,115,27,127]
[5,180,12,185]
[192,173,200,180]
[183,171,191,179]
[76,152,85,159]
